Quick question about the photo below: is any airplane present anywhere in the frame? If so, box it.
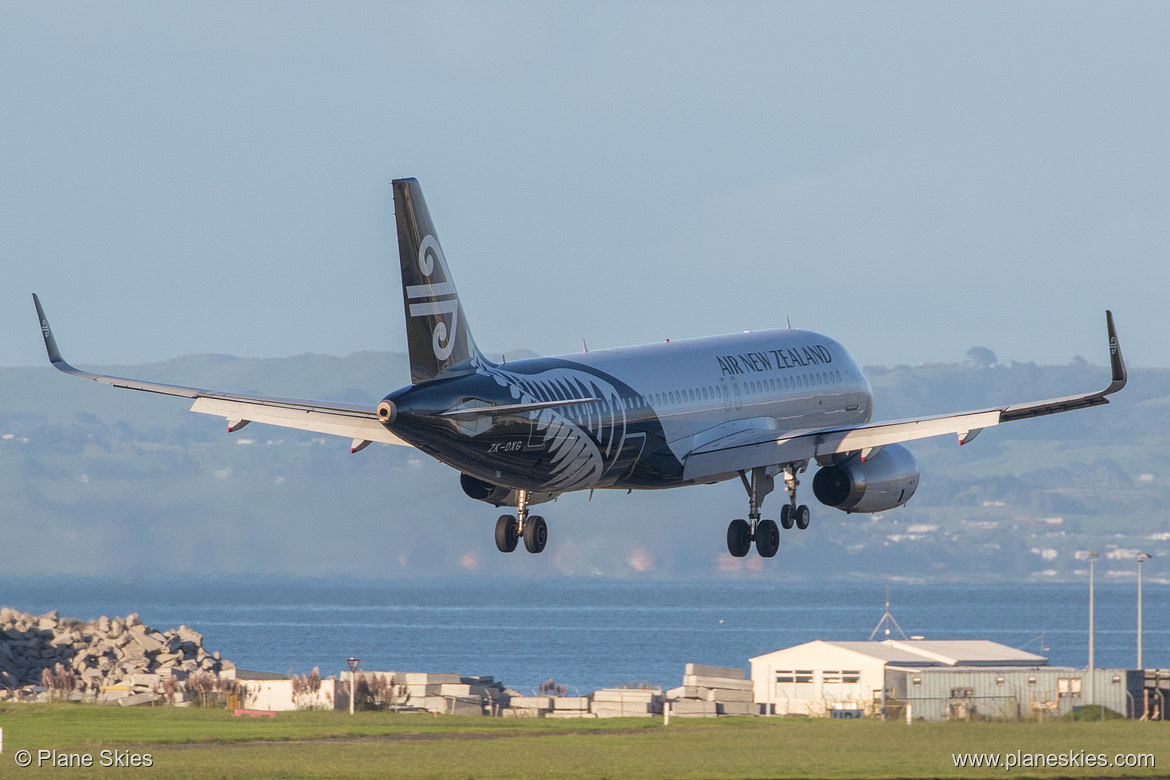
[33,178,1128,558]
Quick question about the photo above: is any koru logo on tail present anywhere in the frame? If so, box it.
[406,234,460,361]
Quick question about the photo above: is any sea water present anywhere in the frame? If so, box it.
[0,578,1164,695]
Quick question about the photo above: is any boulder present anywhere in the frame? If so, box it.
[177,625,202,645]
[37,611,59,631]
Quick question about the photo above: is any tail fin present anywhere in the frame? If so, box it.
[393,178,482,384]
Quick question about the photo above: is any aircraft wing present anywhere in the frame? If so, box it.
[682,311,1126,482]
[33,295,411,452]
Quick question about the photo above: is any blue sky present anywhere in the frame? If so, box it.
[4,2,1167,374]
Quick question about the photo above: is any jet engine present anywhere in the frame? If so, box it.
[459,473,555,508]
[811,443,919,513]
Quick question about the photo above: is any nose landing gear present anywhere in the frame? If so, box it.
[494,489,548,554]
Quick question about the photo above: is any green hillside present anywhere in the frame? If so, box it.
[0,354,1165,581]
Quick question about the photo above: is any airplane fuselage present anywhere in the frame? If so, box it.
[382,328,873,495]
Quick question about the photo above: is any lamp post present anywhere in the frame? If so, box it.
[1087,551,1098,706]
[1137,553,1151,669]
[347,657,361,715]
[1137,553,1151,720]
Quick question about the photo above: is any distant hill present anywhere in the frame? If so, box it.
[1,354,1165,582]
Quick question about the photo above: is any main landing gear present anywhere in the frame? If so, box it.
[726,464,811,558]
[495,489,547,554]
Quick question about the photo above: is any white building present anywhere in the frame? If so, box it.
[749,639,1047,718]
[237,671,337,711]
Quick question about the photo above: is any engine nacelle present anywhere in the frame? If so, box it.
[460,473,555,508]
[812,443,919,513]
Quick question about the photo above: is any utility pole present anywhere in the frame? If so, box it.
[1138,552,1151,720]
[1087,551,1098,706]
[1137,553,1151,669]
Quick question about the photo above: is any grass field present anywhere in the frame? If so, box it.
[0,705,1164,779]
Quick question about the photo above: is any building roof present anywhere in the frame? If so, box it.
[886,665,1074,674]
[235,670,289,681]
[750,639,1047,667]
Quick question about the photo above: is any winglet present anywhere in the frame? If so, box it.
[1105,309,1126,395]
[32,293,64,365]
[31,293,94,380]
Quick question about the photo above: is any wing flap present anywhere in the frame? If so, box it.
[33,294,412,450]
[190,397,408,446]
[683,410,1002,481]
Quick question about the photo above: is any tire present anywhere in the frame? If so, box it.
[779,504,794,530]
[795,505,811,530]
[523,515,548,554]
[755,519,780,558]
[726,519,751,558]
[495,515,519,553]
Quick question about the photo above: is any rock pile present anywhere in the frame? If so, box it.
[0,607,235,704]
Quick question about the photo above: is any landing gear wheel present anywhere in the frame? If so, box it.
[755,519,780,558]
[726,519,752,558]
[795,505,811,530]
[779,504,794,530]
[495,515,519,553]
[523,515,548,554]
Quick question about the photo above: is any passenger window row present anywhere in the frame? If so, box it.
[639,370,846,408]
[563,370,847,421]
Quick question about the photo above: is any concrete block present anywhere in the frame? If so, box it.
[546,710,596,718]
[447,698,484,716]
[706,688,754,703]
[667,699,718,716]
[594,700,660,713]
[437,683,491,698]
[402,672,461,685]
[508,696,552,709]
[716,700,761,716]
[128,673,161,688]
[502,708,543,718]
[591,703,658,717]
[667,686,711,700]
[130,631,164,654]
[421,695,483,715]
[176,625,203,646]
[118,692,160,707]
[551,696,590,710]
[685,664,746,680]
[460,675,495,685]
[684,675,753,692]
[591,689,661,703]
